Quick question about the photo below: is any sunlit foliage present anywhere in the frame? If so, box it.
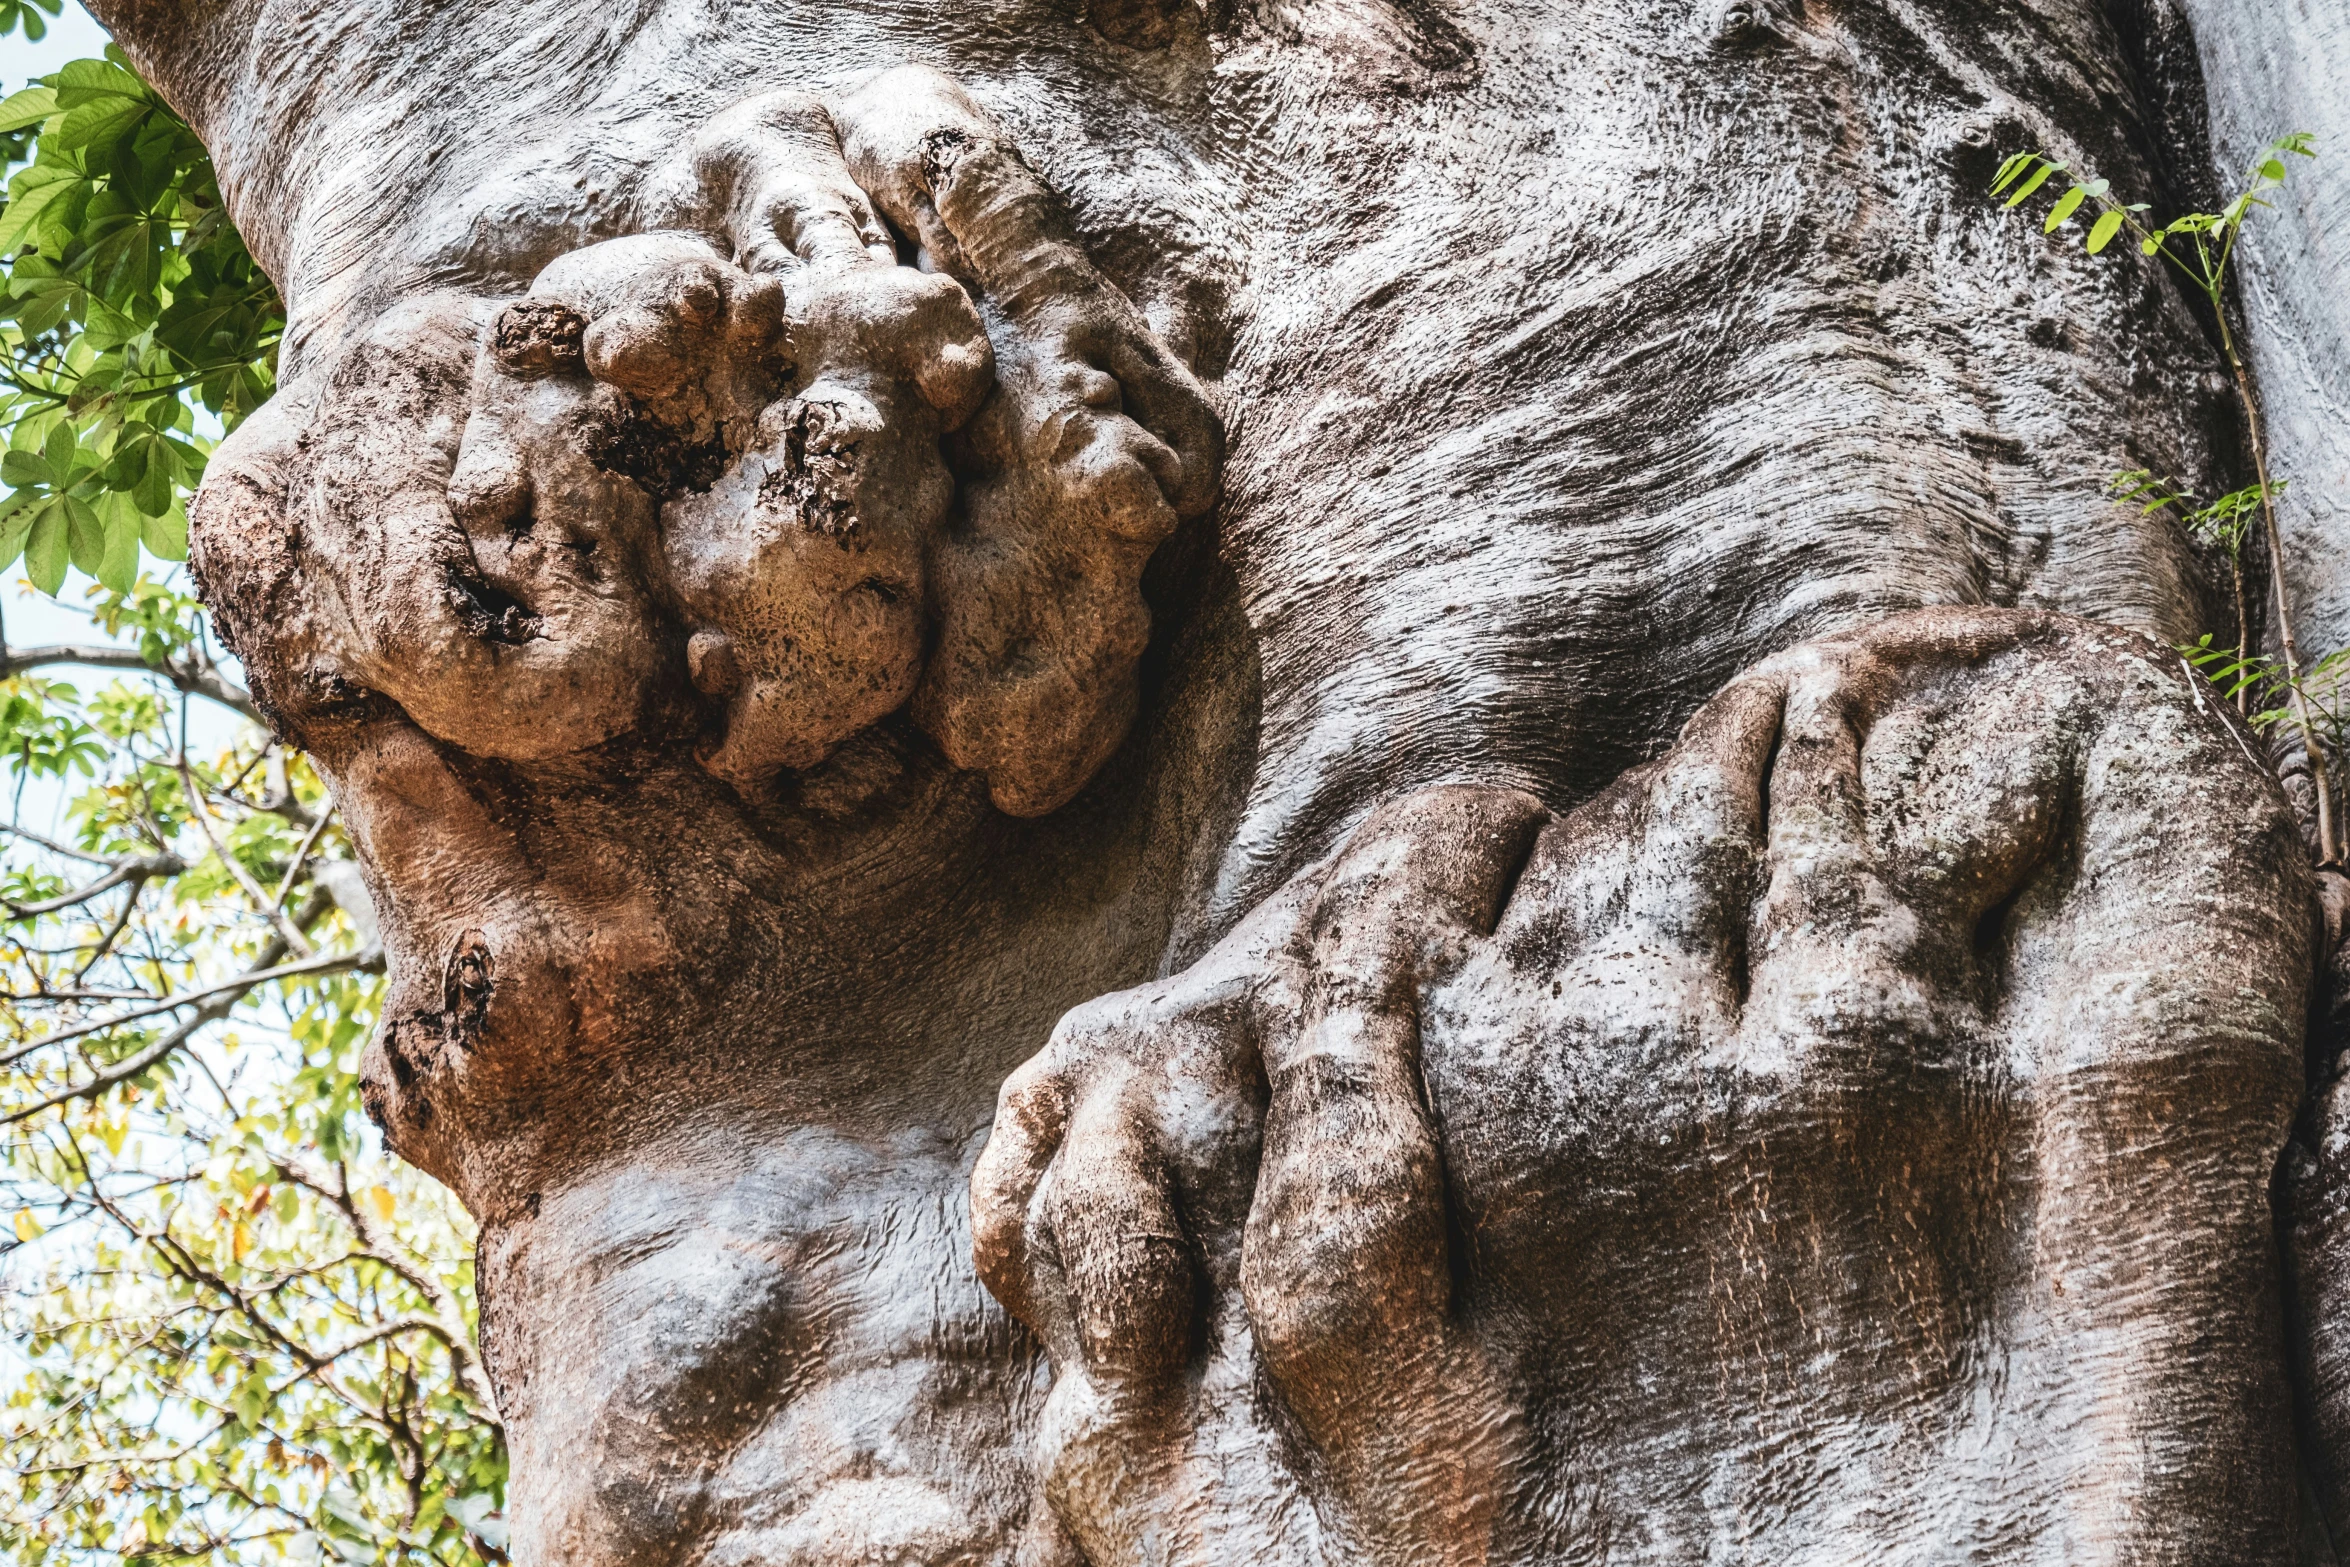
[1,24,504,1565]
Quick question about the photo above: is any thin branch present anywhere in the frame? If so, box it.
[176,750,314,958]
[268,803,334,915]
[275,1158,502,1416]
[1,889,354,1121]
[0,822,116,867]
[2,851,184,918]
[1,983,159,1002]
[1,945,361,1064]
[70,890,140,987]
[0,644,261,724]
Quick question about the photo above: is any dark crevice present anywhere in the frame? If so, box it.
[1479,805,1552,937]
[579,391,730,498]
[1380,0,1476,75]
[2103,0,2223,226]
[1731,704,1790,1013]
[1970,874,2031,978]
[447,566,543,645]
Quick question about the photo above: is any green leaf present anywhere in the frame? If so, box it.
[0,162,81,253]
[1990,152,2035,195]
[54,94,147,158]
[2044,185,2088,231]
[51,57,150,108]
[0,506,33,572]
[2260,158,2287,182]
[63,492,103,576]
[23,501,67,593]
[141,498,187,562]
[0,86,58,134]
[42,420,76,482]
[2004,161,2059,207]
[2086,209,2125,254]
[0,449,53,488]
[95,494,138,592]
[130,449,173,517]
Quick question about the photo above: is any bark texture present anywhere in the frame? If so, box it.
[2177,0,2350,659]
[75,0,2350,1560]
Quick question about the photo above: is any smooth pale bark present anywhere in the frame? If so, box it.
[2180,0,2350,658]
[78,0,2350,1561]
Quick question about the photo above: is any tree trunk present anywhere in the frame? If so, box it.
[2175,0,2350,836]
[82,0,2350,1560]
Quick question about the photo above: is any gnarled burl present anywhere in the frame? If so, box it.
[85,0,2350,1560]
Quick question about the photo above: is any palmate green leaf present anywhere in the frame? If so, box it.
[2086,208,2125,254]
[76,289,143,348]
[3,54,283,595]
[0,86,58,135]
[63,489,103,575]
[0,0,64,41]
[23,497,67,592]
[130,454,174,519]
[0,501,33,570]
[42,416,76,480]
[0,160,82,253]
[69,205,173,302]
[0,447,51,488]
[54,92,147,158]
[8,271,82,336]
[92,488,139,590]
[51,56,152,111]
[142,495,188,559]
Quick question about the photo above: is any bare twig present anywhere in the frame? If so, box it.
[176,751,314,958]
[0,823,116,868]
[70,892,141,987]
[267,803,335,915]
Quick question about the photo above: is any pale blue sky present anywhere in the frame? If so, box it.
[4,1,109,88]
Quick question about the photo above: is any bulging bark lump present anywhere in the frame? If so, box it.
[197,69,1220,813]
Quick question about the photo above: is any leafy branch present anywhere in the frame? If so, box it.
[1994,133,2338,861]
[0,52,283,595]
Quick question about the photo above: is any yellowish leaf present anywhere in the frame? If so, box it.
[12,1209,44,1242]
[232,1220,254,1261]
[365,1185,396,1222]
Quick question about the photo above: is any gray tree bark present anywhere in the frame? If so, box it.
[78,0,2350,1561]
